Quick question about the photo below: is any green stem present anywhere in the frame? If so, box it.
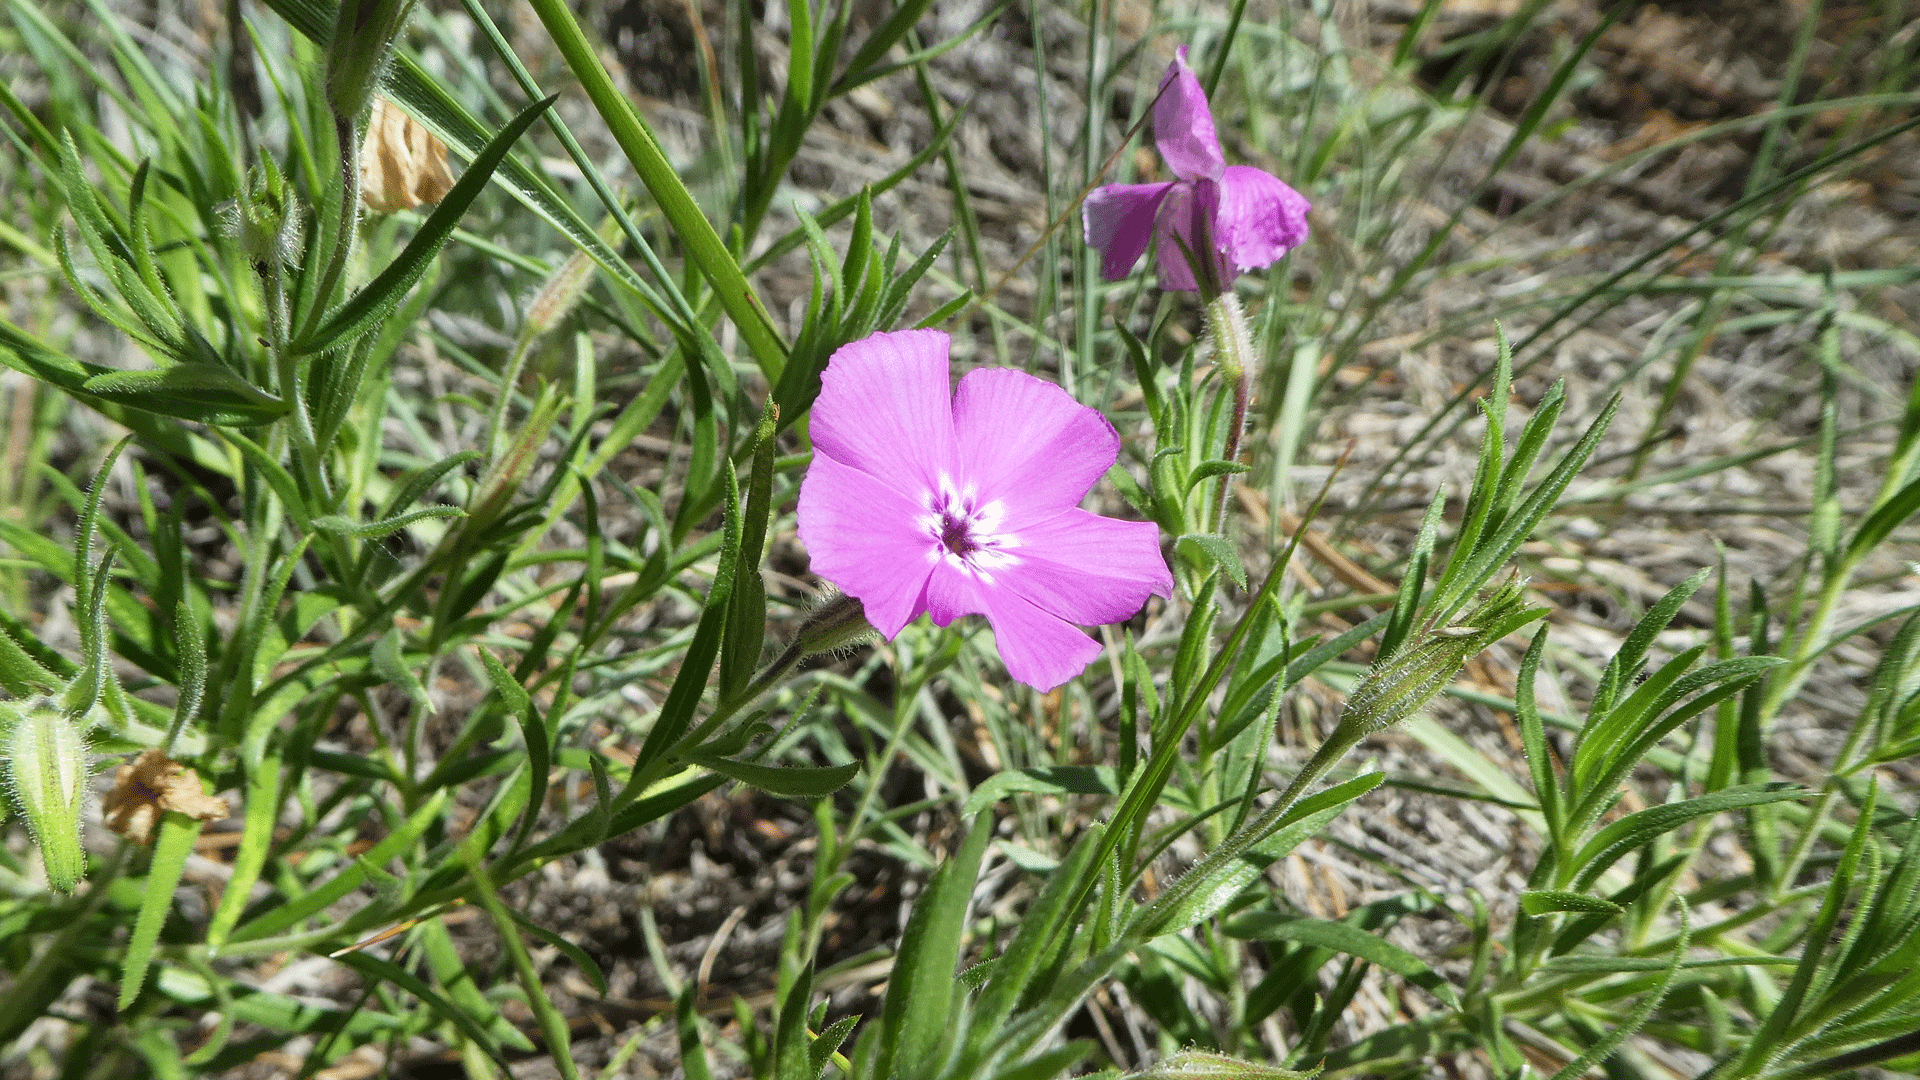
[1127,728,1359,939]
[465,846,581,1080]
[295,114,363,346]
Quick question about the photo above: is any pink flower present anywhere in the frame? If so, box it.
[796,329,1173,691]
[1083,46,1311,292]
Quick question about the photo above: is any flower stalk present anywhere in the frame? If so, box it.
[1204,291,1257,531]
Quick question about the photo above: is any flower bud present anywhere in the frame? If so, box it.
[1339,579,1539,738]
[2,700,90,891]
[223,159,302,269]
[788,591,879,660]
[1202,290,1255,385]
[520,249,597,339]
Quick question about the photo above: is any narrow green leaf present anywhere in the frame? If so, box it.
[1133,772,1386,939]
[79,364,289,425]
[334,952,516,1073]
[1544,954,1796,973]
[0,624,63,695]
[1224,914,1458,1005]
[1520,890,1623,916]
[1588,568,1712,722]
[625,460,742,787]
[809,1014,858,1080]
[722,404,779,699]
[962,766,1121,815]
[689,754,858,798]
[835,0,936,87]
[773,961,815,1080]
[1382,491,1446,659]
[970,827,1103,1040]
[879,816,990,1079]
[1847,473,1920,562]
[519,0,788,376]
[1515,625,1563,852]
[229,791,449,943]
[154,965,405,1037]
[372,630,432,714]
[509,910,607,997]
[1546,901,1690,1080]
[1571,784,1804,891]
[120,810,202,1010]
[312,505,464,538]
[833,3,1009,95]
[1285,613,1392,690]
[481,648,547,852]
[676,983,717,1080]
[465,842,583,1080]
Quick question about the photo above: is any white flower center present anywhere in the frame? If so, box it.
[918,476,1019,580]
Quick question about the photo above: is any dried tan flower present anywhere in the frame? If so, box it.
[359,97,455,214]
[101,750,230,845]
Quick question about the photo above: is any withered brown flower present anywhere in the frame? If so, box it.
[101,750,230,845]
[359,97,456,214]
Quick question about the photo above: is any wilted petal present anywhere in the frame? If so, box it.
[924,565,1103,692]
[1153,180,1230,292]
[103,750,230,847]
[796,452,935,637]
[952,368,1118,519]
[360,97,456,213]
[995,510,1172,626]
[1154,46,1225,182]
[1216,165,1311,273]
[1083,182,1174,282]
[808,329,957,499]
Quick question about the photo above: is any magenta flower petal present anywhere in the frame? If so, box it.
[994,510,1173,626]
[798,329,1171,690]
[1216,165,1311,272]
[1151,179,1230,292]
[1084,42,1311,291]
[795,451,935,637]
[951,368,1118,518]
[1154,45,1225,182]
[808,328,957,499]
[1083,182,1174,282]
[923,565,1103,692]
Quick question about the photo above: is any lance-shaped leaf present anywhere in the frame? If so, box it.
[80,364,288,426]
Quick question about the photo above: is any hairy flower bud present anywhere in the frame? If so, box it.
[789,591,880,660]
[223,159,302,270]
[1339,579,1540,738]
[2,700,90,891]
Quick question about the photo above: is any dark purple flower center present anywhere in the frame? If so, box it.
[939,513,977,557]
